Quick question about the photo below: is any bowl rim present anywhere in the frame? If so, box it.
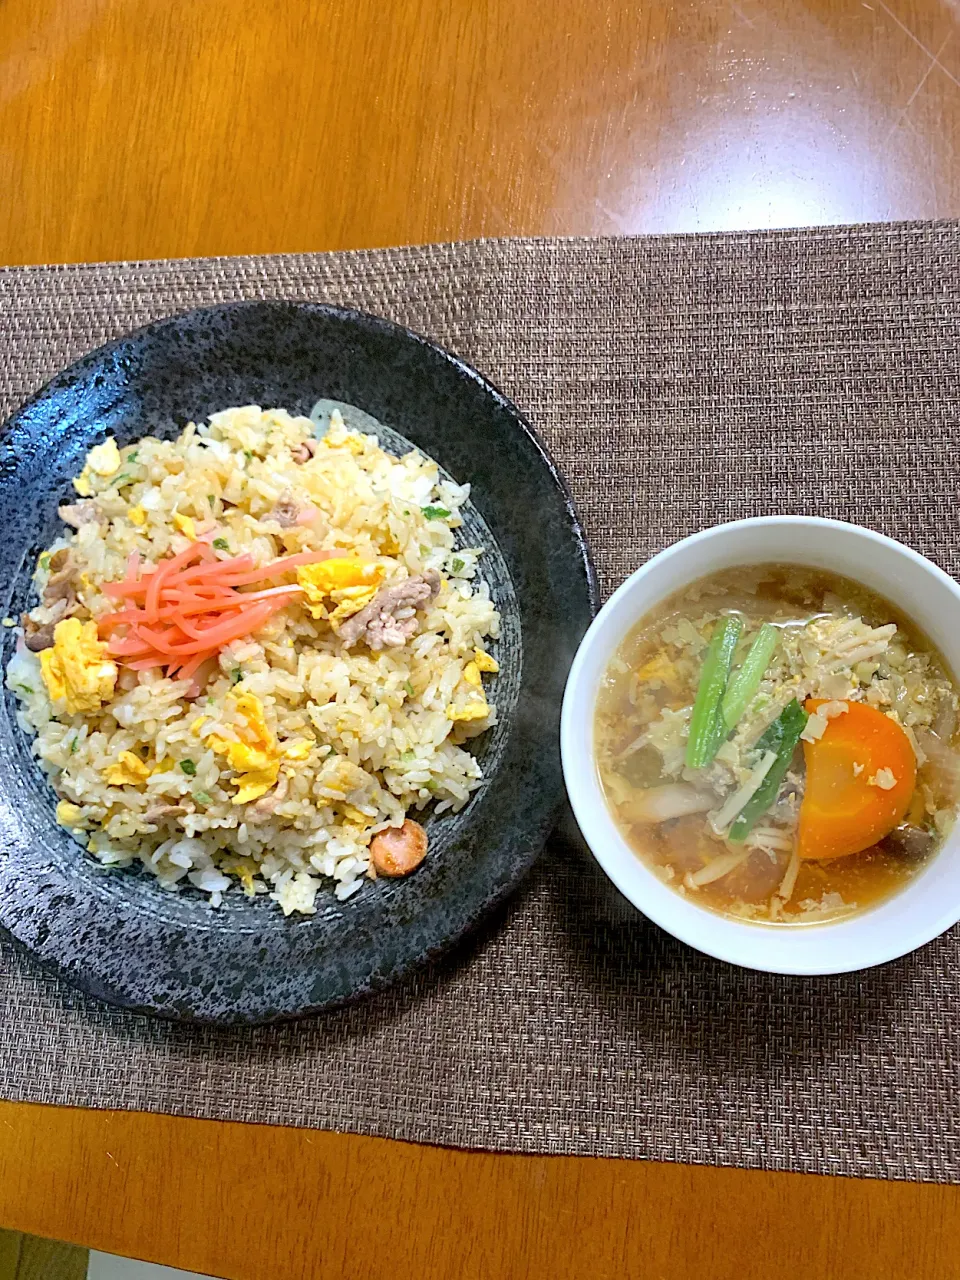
[561,515,960,975]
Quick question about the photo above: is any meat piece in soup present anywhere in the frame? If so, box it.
[594,566,960,925]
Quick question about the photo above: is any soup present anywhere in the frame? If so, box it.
[595,566,960,925]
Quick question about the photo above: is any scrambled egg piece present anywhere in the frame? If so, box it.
[473,648,499,673]
[281,739,312,761]
[231,768,278,805]
[173,513,196,540]
[447,651,498,722]
[104,751,150,787]
[88,438,122,475]
[462,661,482,688]
[127,504,147,527]
[320,433,366,455]
[319,414,367,455]
[296,558,384,624]
[636,654,678,689]
[40,619,118,714]
[447,668,490,723]
[205,691,282,804]
[318,757,371,797]
[73,438,122,495]
[232,692,272,749]
[56,801,84,827]
[448,699,490,723]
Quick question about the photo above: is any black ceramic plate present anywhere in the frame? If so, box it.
[0,302,596,1024]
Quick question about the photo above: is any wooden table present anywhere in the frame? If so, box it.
[2,1,960,1275]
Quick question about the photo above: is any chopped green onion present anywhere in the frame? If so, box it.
[399,750,416,763]
[112,473,134,488]
[685,616,742,769]
[422,505,451,521]
[179,759,197,777]
[206,696,215,706]
[126,450,139,463]
[721,623,780,730]
[728,699,808,841]
[404,680,415,697]
[69,736,79,754]
[451,557,465,573]
[711,750,778,832]
[12,683,33,695]
[231,668,243,685]
[38,552,51,571]
[212,537,229,551]
[244,449,254,461]
[208,494,216,507]
[194,790,213,805]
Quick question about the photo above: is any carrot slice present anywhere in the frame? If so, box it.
[219,550,338,587]
[172,556,256,587]
[797,699,917,861]
[103,575,151,600]
[97,608,146,634]
[177,652,214,683]
[175,611,244,642]
[103,551,143,598]
[144,543,203,621]
[105,548,219,602]
[99,546,329,678]
[173,602,275,651]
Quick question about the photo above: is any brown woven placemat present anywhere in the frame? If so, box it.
[2,224,960,1182]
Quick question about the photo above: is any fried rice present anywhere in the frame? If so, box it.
[6,405,500,914]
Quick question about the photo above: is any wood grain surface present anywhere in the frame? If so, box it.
[2,0,960,266]
[3,0,960,1276]
[3,1102,960,1280]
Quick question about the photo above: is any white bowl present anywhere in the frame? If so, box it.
[561,517,960,974]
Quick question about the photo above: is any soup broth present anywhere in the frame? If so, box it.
[595,565,960,925]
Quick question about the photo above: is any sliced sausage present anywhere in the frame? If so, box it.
[369,819,428,877]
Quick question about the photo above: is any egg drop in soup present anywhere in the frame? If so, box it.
[594,566,960,924]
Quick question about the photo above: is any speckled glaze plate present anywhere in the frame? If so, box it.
[0,302,596,1024]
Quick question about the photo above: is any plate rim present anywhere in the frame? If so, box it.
[0,299,599,1023]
